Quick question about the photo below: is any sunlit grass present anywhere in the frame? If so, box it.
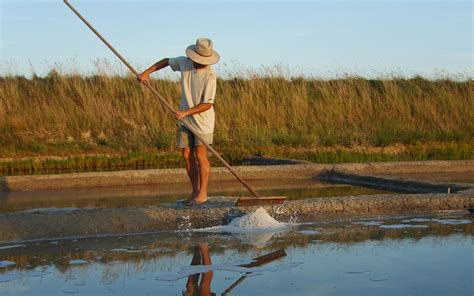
[0,66,472,175]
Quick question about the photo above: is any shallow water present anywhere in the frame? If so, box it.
[0,212,472,295]
[0,179,393,213]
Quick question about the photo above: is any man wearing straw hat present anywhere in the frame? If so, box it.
[138,38,220,206]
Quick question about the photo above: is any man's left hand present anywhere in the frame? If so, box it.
[175,110,187,120]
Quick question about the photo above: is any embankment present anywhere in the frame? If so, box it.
[0,160,472,243]
[2,160,472,191]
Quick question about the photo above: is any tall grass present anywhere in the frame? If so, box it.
[0,68,472,174]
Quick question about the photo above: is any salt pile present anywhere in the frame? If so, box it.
[197,207,289,233]
[225,207,285,232]
[192,208,290,247]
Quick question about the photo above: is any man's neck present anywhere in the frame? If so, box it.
[192,62,209,70]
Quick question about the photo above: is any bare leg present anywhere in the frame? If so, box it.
[193,145,210,203]
[198,243,211,265]
[182,147,199,201]
[198,243,213,296]
[186,245,202,293]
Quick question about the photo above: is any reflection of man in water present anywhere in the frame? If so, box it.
[184,243,215,296]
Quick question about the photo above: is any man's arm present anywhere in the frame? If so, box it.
[175,103,213,120]
[138,58,169,82]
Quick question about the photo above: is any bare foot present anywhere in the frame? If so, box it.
[185,193,208,206]
[185,200,208,206]
[184,192,199,203]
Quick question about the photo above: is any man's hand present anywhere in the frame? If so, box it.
[175,103,213,121]
[175,110,188,120]
[138,59,170,83]
[137,72,149,83]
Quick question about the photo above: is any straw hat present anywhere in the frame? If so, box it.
[186,38,220,65]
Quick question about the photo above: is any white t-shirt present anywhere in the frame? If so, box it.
[168,56,217,134]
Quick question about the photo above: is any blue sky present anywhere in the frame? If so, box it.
[1,0,472,78]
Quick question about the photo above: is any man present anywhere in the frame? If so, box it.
[138,38,219,206]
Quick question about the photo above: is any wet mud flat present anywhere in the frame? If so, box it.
[0,160,472,243]
[0,191,472,243]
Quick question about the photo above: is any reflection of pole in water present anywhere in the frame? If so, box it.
[222,249,287,296]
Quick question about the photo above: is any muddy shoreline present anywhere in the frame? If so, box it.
[0,160,473,243]
[0,191,472,244]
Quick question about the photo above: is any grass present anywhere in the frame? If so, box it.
[0,142,471,176]
[0,68,472,175]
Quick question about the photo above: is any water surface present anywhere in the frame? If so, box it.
[0,213,471,295]
[0,179,393,213]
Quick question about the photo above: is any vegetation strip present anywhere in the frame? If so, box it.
[1,73,472,175]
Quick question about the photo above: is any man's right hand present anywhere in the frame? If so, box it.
[137,73,149,83]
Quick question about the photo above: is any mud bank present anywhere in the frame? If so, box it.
[1,160,473,191]
[319,171,472,193]
[0,160,473,243]
[0,190,472,243]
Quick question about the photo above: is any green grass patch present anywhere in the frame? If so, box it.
[1,141,471,176]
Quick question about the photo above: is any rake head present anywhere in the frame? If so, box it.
[235,196,286,207]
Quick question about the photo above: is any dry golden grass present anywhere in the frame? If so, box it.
[0,68,472,175]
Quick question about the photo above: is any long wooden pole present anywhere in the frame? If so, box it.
[63,0,260,198]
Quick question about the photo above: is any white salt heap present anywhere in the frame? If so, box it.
[225,207,284,232]
[195,207,289,234]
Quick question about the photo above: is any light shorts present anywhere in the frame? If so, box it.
[177,125,213,148]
